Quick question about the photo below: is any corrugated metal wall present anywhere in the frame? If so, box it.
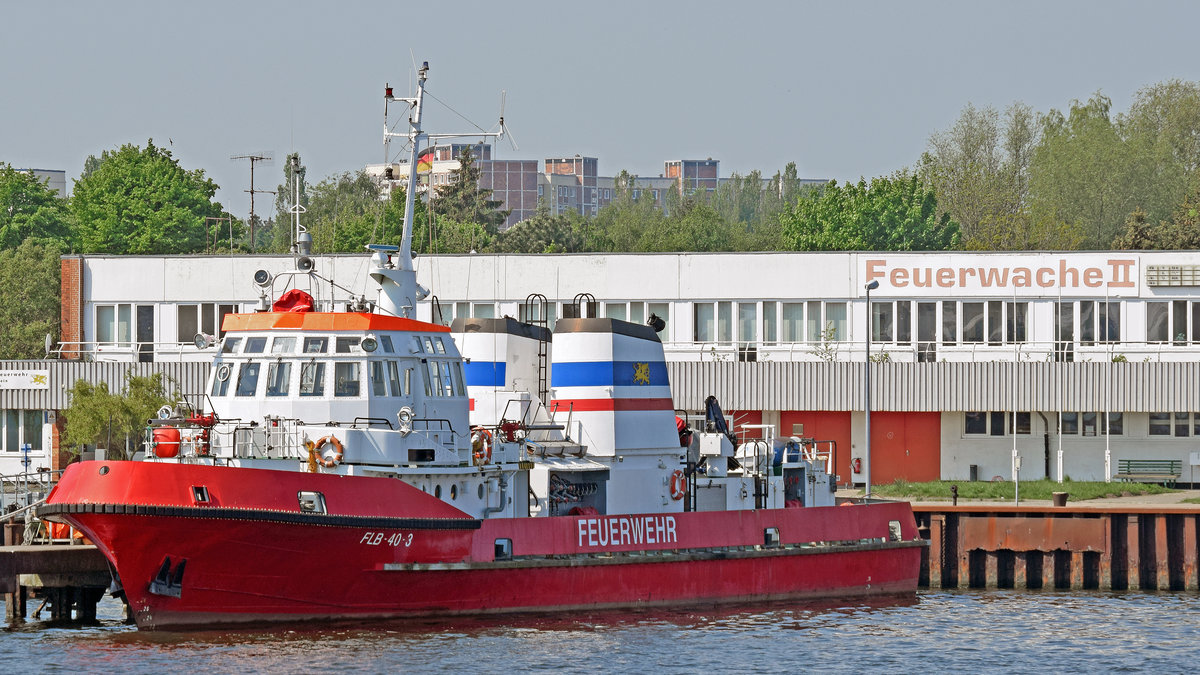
[5,360,1196,413]
[667,362,1200,413]
[0,361,211,409]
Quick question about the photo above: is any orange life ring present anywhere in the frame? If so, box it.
[472,428,493,466]
[669,469,686,500]
[313,435,344,468]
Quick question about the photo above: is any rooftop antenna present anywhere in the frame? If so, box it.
[231,153,275,252]
[288,154,311,259]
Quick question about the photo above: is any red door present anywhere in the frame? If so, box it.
[869,412,941,484]
[779,411,853,486]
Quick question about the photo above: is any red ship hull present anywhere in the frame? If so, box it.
[44,462,923,630]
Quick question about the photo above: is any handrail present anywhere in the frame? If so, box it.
[1,497,47,524]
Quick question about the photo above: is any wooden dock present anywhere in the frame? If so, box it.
[1,519,112,623]
[915,505,1200,591]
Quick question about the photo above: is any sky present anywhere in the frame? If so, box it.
[5,0,1200,220]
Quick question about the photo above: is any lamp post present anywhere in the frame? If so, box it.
[864,279,879,500]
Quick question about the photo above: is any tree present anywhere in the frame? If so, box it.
[61,373,176,458]
[0,164,72,248]
[0,239,62,359]
[428,149,509,232]
[1027,94,1138,249]
[1112,186,1200,250]
[491,201,585,253]
[780,172,960,251]
[590,170,667,251]
[919,102,1038,249]
[71,141,235,254]
[300,170,386,253]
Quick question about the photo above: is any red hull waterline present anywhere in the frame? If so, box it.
[44,462,924,630]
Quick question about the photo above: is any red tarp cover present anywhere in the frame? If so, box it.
[272,289,315,313]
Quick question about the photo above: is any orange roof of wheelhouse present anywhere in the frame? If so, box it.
[222,312,452,333]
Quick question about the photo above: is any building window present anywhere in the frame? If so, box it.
[826,302,847,341]
[941,301,957,345]
[962,302,984,343]
[781,303,804,342]
[96,304,133,345]
[964,411,1035,436]
[871,302,893,343]
[177,303,237,343]
[0,410,44,453]
[1147,300,1191,345]
[1006,302,1028,343]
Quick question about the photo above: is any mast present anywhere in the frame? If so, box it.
[374,61,508,319]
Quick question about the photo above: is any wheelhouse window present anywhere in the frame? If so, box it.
[265,362,292,397]
[300,362,325,396]
[303,337,328,354]
[211,364,231,396]
[387,361,406,396]
[244,337,267,354]
[235,363,261,397]
[380,335,394,353]
[334,362,360,397]
[271,337,296,354]
[222,337,241,354]
[370,361,387,396]
[336,337,358,354]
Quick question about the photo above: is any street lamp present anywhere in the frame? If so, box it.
[864,279,879,500]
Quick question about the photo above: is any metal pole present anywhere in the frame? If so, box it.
[864,280,878,499]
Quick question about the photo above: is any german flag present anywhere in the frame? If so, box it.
[416,148,435,173]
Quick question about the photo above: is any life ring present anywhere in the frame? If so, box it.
[471,428,492,466]
[313,435,344,468]
[669,469,686,500]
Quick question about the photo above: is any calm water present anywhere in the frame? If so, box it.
[2,591,1195,673]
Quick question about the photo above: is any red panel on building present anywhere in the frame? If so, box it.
[870,412,941,484]
[780,411,853,486]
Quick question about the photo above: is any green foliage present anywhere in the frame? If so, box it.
[428,149,509,232]
[304,170,387,253]
[919,103,1038,249]
[1112,183,1200,249]
[0,240,62,359]
[872,478,1174,502]
[1028,93,1141,249]
[61,373,176,458]
[491,202,586,253]
[71,141,235,254]
[780,172,960,251]
[0,164,72,248]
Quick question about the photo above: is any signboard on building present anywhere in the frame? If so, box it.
[861,255,1141,297]
[0,370,51,390]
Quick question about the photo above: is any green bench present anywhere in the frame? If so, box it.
[1113,459,1182,487]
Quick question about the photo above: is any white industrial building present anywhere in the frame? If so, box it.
[4,250,1198,485]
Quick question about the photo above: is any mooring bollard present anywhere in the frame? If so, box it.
[1052,492,1068,507]
[951,484,958,506]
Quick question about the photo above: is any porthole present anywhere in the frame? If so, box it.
[450,484,457,500]
[434,485,442,499]
[478,483,484,499]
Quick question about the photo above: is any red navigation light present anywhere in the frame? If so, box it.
[385,86,393,99]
